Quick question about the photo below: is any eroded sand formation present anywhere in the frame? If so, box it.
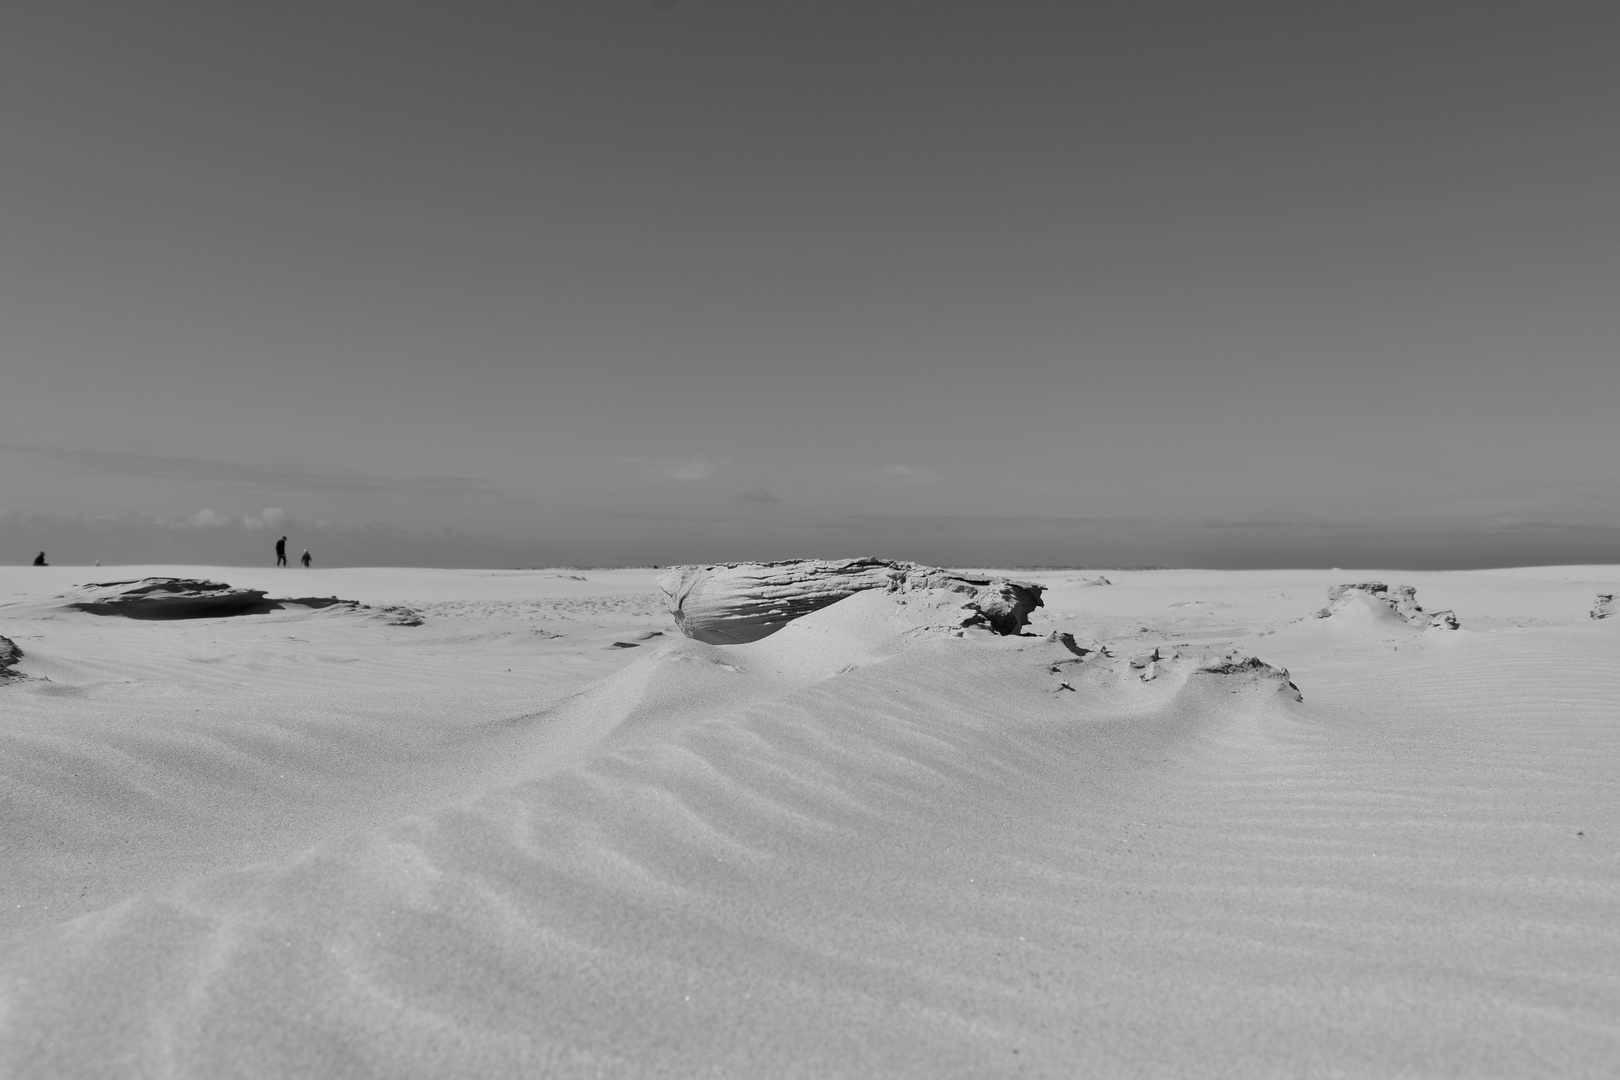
[658,557,1044,643]
[62,577,272,618]
[1312,581,1460,629]
[36,577,425,624]
[0,635,22,680]
[372,604,426,626]
[1592,593,1616,620]
[1045,632,1302,699]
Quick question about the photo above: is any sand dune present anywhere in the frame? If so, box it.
[1,565,1617,1077]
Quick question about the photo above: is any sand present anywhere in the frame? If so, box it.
[1,563,1617,1077]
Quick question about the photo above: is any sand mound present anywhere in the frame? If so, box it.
[1311,581,1460,630]
[1591,593,1616,620]
[490,584,1306,788]
[503,587,967,747]
[657,557,1044,643]
[1194,652,1304,700]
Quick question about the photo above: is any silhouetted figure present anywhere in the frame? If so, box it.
[300,549,312,568]
[33,552,47,566]
[275,536,287,566]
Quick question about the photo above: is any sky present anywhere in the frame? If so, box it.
[2,0,1617,568]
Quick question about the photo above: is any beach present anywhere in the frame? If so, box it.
[2,564,1617,1077]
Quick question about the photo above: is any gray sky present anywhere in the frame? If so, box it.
[3,1,1617,568]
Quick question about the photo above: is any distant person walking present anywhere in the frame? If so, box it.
[275,536,288,566]
[300,549,312,568]
[32,552,46,566]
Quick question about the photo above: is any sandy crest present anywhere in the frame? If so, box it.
[1,565,1617,1078]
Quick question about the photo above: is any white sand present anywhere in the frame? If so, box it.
[1,564,1617,1077]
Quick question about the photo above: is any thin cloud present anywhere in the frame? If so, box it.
[803,513,1403,534]
[0,444,493,497]
[1422,479,1620,529]
[619,455,729,482]
[589,509,756,524]
[868,464,943,487]
[735,488,781,504]
[184,508,232,528]
[802,512,1143,533]
[242,508,289,531]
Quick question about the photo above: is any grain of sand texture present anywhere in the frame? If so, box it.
[1,564,1617,1078]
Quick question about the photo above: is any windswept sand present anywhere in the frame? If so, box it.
[1,564,1617,1077]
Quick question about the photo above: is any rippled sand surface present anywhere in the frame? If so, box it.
[2,564,1617,1078]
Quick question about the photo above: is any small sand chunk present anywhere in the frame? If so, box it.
[373,605,425,626]
[1591,593,1617,620]
[1045,631,1094,657]
[1197,653,1304,700]
[0,635,23,680]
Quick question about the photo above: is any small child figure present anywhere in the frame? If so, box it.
[300,549,312,568]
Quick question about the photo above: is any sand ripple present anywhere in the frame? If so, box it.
[2,570,1617,1077]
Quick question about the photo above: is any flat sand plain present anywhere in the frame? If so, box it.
[1,564,1617,1078]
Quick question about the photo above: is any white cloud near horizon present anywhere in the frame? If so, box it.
[184,509,230,528]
